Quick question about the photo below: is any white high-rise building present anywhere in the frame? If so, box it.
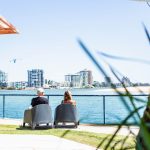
[65,74,81,87]
[79,69,93,87]
[65,69,93,87]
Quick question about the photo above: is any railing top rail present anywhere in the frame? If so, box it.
[0,94,148,96]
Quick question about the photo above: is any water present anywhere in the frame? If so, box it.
[0,88,148,124]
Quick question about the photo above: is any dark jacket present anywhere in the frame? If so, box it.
[31,96,49,107]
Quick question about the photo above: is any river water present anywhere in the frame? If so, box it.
[0,88,147,124]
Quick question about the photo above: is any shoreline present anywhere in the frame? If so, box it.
[0,86,150,93]
[71,86,150,93]
[104,86,150,93]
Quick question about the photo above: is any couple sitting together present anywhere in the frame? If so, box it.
[24,88,77,129]
[31,88,76,108]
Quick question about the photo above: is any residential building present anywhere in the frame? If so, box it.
[70,74,81,87]
[44,79,60,88]
[92,81,101,87]
[65,69,93,88]
[8,81,28,89]
[0,70,8,87]
[79,69,93,87]
[104,76,112,87]
[65,74,81,87]
[122,77,132,87]
[65,74,72,83]
[28,69,44,87]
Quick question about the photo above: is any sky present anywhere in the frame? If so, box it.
[0,0,150,83]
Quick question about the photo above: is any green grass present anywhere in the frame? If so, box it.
[0,125,135,150]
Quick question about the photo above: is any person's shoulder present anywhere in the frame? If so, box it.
[32,97,37,101]
[41,96,48,100]
[40,96,49,103]
[71,100,76,105]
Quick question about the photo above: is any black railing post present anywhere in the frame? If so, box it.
[103,96,105,124]
[47,95,50,103]
[3,95,5,118]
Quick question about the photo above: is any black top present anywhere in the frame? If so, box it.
[31,96,49,107]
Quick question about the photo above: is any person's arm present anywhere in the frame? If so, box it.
[43,97,48,104]
[46,99,49,104]
[31,98,34,107]
[71,100,76,106]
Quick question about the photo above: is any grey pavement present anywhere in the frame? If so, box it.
[0,118,140,150]
[0,134,96,150]
[76,124,139,136]
[0,118,139,136]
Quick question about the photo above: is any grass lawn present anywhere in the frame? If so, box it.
[0,125,135,150]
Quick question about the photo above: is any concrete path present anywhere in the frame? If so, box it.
[75,124,139,136]
[0,118,139,136]
[0,118,140,150]
[0,134,96,150]
[0,118,22,125]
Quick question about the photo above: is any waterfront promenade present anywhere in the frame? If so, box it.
[0,118,139,136]
[0,118,139,150]
[0,134,96,150]
[0,119,96,150]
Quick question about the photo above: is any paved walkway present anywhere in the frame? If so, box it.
[76,124,139,136]
[0,134,96,150]
[0,118,139,136]
[0,118,140,150]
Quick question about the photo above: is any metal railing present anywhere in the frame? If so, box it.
[0,94,148,124]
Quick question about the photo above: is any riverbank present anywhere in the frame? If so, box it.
[1,86,150,93]
[94,86,150,93]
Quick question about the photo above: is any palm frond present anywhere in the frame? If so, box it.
[143,23,150,45]
[97,51,150,65]
[104,106,144,150]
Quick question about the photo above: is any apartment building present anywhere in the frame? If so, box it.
[0,70,8,87]
[28,69,44,87]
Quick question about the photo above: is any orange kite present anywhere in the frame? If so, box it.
[0,16,18,34]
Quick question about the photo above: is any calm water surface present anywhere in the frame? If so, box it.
[0,88,147,124]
